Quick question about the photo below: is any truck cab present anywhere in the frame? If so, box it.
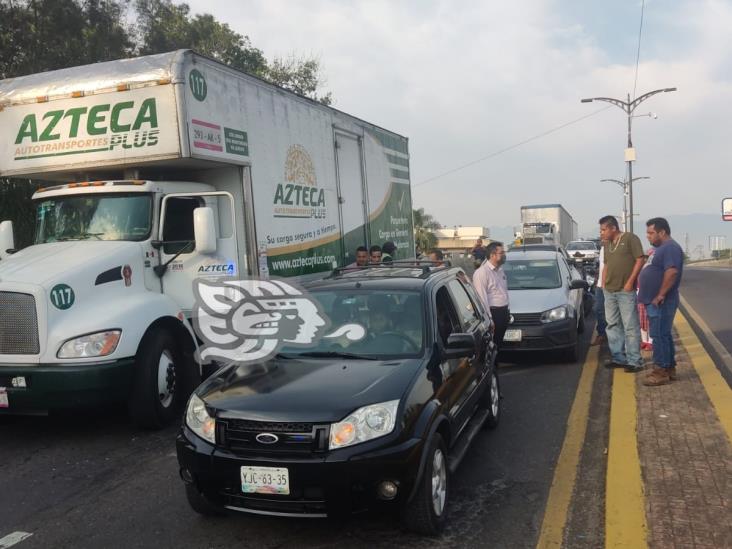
[0,178,245,426]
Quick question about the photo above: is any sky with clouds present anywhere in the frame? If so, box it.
[186,0,732,247]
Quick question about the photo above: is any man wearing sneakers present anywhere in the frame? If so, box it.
[638,218,684,386]
[599,215,646,372]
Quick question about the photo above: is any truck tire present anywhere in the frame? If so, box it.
[402,433,449,535]
[185,484,225,517]
[128,329,187,429]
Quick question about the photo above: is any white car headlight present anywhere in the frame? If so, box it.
[541,306,568,323]
[185,394,216,444]
[329,400,399,450]
[57,330,121,359]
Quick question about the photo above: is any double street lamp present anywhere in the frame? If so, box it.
[601,177,650,231]
[581,88,677,233]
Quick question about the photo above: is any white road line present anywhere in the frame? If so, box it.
[0,532,33,548]
[680,294,732,377]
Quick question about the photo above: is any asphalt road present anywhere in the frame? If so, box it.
[0,329,595,549]
[681,266,732,357]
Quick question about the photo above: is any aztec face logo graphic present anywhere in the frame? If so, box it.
[193,279,365,364]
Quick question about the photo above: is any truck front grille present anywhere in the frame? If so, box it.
[0,292,40,355]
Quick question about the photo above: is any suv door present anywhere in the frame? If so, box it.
[446,278,489,428]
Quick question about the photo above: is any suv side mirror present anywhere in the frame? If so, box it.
[193,207,217,255]
[570,279,588,290]
[0,221,15,260]
[444,333,475,359]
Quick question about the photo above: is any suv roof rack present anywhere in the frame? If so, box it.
[330,259,454,279]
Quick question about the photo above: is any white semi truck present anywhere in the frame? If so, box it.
[519,204,577,248]
[0,50,414,427]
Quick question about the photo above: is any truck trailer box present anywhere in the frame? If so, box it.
[0,50,414,426]
[520,204,577,248]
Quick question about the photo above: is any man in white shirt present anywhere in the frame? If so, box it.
[591,245,607,346]
[472,241,510,349]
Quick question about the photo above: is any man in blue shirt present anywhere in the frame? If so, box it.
[638,217,684,386]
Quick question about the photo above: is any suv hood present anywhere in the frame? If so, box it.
[198,357,423,423]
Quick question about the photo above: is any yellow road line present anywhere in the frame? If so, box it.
[605,370,647,549]
[535,345,599,549]
[676,310,732,443]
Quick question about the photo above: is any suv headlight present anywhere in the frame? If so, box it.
[57,330,121,358]
[541,306,568,323]
[185,394,216,444]
[329,400,399,450]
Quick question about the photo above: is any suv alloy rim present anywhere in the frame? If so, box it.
[431,448,447,516]
[490,373,499,417]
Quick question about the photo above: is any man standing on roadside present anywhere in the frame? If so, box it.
[600,215,646,372]
[639,218,684,386]
[591,241,608,346]
[473,241,509,349]
[471,238,487,268]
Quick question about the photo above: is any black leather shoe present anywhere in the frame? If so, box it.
[624,364,644,373]
[603,361,626,369]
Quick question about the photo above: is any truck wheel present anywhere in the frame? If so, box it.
[185,484,225,517]
[402,433,449,535]
[129,329,186,429]
[480,367,501,429]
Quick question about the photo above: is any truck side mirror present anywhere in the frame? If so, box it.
[0,221,15,260]
[193,207,217,255]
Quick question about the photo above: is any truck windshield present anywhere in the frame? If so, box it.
[34,193,152,243]
[526,223,553,234]
[504,259,561,290]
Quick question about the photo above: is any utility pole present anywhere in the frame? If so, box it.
[601,177,649,231]
[582,88,676,234]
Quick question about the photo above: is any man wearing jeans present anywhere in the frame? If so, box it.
[638,218,684,386]
[599,215,646,372]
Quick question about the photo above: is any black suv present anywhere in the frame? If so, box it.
[176,263,501,535]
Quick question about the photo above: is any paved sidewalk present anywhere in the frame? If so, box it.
[635,324,732,548]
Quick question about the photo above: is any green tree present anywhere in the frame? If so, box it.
[413,208,440,253]
[267,55,332,105]
[134,0,268,76]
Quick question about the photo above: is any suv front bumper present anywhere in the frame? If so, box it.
[176,426,425,517]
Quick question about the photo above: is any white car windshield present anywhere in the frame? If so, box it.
[504,259,562,290]
[567,242,597,251]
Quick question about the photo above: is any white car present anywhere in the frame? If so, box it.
[500,250,587,362]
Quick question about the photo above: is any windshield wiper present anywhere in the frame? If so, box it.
[284,351,378,361]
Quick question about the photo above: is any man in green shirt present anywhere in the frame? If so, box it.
[599,215,646,372]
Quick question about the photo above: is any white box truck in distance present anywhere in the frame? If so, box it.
[0,50,414,427]
[520,204,577,248]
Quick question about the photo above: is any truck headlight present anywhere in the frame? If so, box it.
[185,394,216,444]
[329,400,399,450]
[57,330,121,358]
[541,306,568,323]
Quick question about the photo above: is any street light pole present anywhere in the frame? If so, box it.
[601,176,650,232]
[582,87,676,233]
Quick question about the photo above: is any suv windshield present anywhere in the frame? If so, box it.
[504,259,562,290]
[278,289,424,359]
[35,194,152,243]
[567,242,597,251]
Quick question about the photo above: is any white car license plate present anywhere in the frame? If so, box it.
[241,466,290,495]
[504,329,522,342]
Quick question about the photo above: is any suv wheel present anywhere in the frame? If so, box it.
[480,368,501,429]
[402,433,449,535]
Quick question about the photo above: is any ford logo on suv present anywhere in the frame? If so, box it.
[255,433,279,444]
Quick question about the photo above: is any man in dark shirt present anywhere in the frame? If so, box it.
[638,217,684,386]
